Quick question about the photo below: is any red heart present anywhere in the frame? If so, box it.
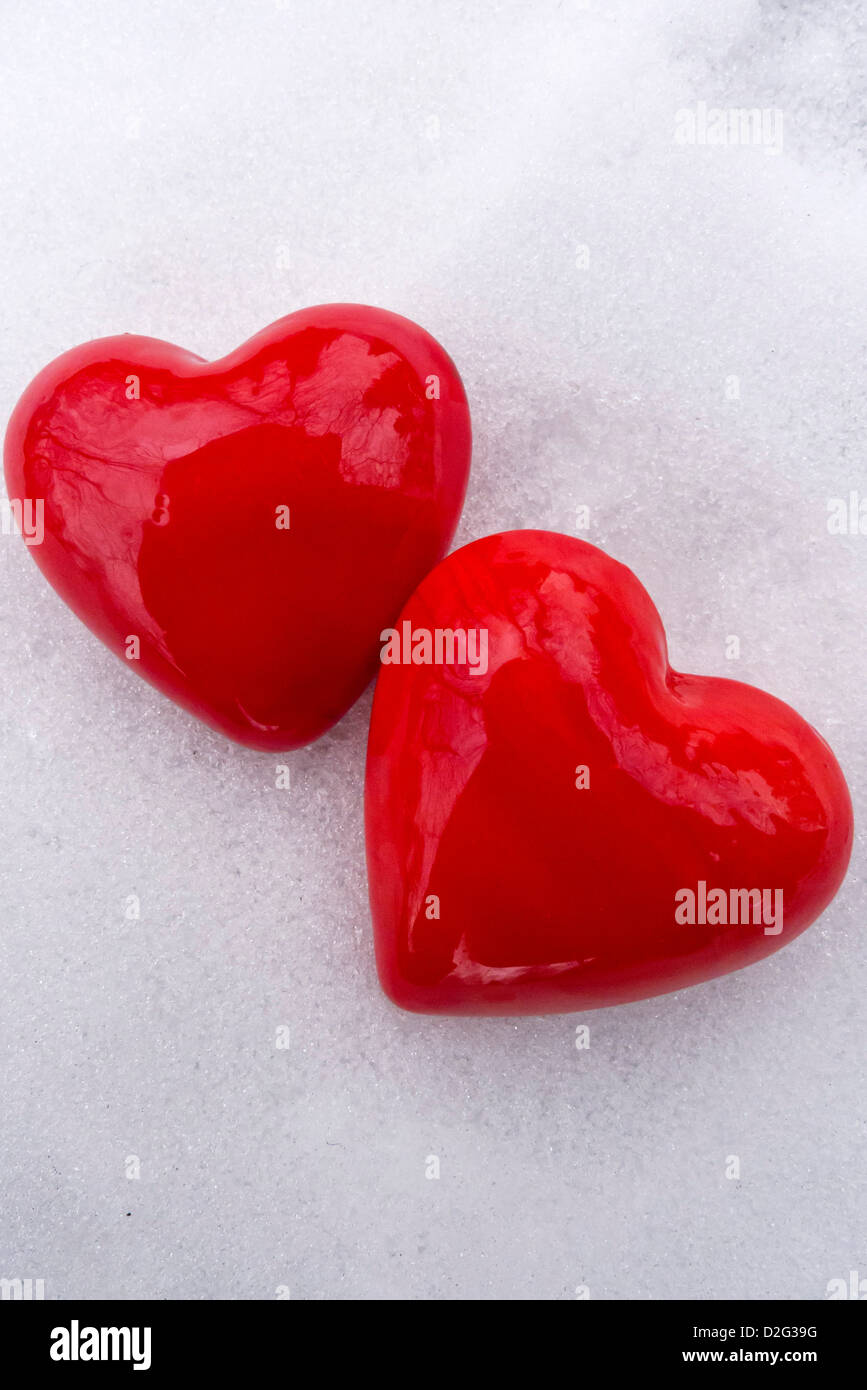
[5,304,471,749]
[365,530,853,1014]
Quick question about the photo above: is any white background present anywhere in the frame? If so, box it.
[0,0,864,1300]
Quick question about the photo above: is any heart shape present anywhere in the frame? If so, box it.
[5,304,471,749]
[365,530,852,1014]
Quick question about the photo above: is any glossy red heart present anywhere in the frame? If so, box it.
[365,530,853,1014]
[4,304,471,749]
